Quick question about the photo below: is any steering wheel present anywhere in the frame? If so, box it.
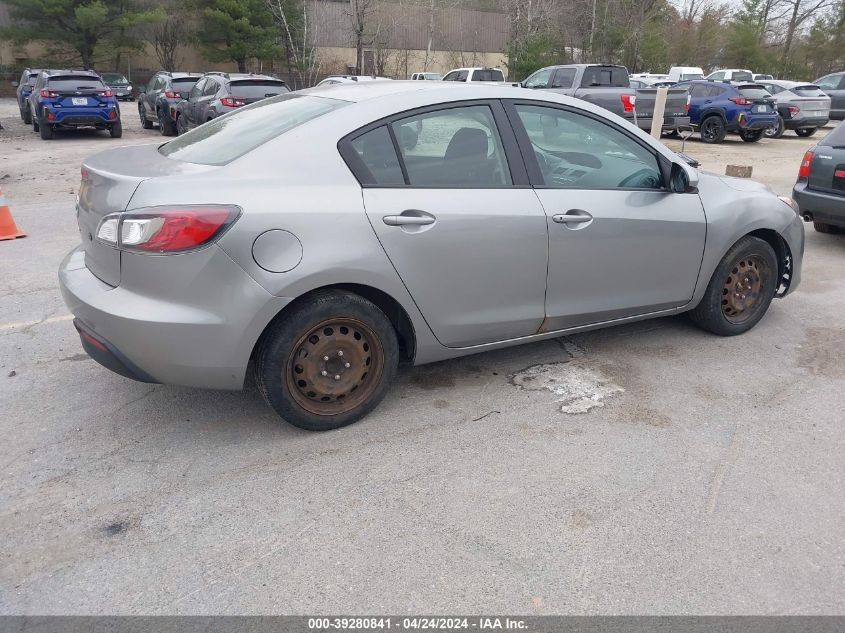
[619,168,660,189]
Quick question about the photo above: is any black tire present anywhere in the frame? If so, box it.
[764,115,784,139]
[39,118,53,140]
[740,129,764,142]
[689,236,778,336]
[700,116,727,144]
[795,128,816,138]
[158,109,176,136]
[138,103,153,129]
[22,106,31,125]
[175,114,188,136]
[813,221,841,234]
[110,120,123,138]
[31,110,39,132]
[255,291,399,431]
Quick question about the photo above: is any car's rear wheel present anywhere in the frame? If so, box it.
[700,116,726,144]
[22,106,31,124]
[764,115,784,138]
[31,110,39,132]
[740,129,764,142]
[175,114,187,136]
[795,128,816,137]
[813,221,841,234]
[158,109,176,136]
[138,103,153,129]
[39,118,53,140]
[255,291,399,431]
[690,236,778,336]
[110,120,123,138]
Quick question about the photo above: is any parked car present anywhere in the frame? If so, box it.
[754,73,774,81]
[100,72,134,101]
[15,67,42,123]
[668,66,705,83]
[757,80,830,138]
[59,82,804,431]
[410,72,442,80]
[706,69,755,83]
[316,75,393,86]
[677,80,777,143]
[814,71,845,120]
[442,67,506,82]
[522,64,691,134]
[793,121,845,233]
[173,72,289,135]
[631,73,670,82]
[27,69,121,140]
[138,71,203,136]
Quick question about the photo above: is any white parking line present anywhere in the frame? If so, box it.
[0,314,73,331]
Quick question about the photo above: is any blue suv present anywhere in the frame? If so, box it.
[677,80,777,143]
[16,68,43,124]
[27,69,122,140]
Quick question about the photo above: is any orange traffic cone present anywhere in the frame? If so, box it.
[0,186,26,241]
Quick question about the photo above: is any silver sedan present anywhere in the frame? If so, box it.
[60,82,804,430]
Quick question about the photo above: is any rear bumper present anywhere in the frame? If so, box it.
[634,116,691,131]
[48,108,118,126]
[793,181,845,227]
[784,116,829,130]
[728,115,777,132]
[59,245,292,390]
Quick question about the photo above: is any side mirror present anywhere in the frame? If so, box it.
[671,161,698,193]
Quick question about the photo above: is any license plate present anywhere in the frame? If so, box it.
[810,110,825,117]
[754,105,767,113]
[72,97,88,106]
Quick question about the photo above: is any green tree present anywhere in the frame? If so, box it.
[1,0,159,69]
[195,0,281,72]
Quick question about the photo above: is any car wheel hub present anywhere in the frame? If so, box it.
[286,317,383,415]
[721,256,767,323]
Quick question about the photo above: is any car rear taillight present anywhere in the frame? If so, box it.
[685,94,691,113]
[729,96,752,105]
[788,105,800,115]
[40,89,58,98]
[98,89,113,97]
[798,150,814,178]
[164,90,181,99]
[95,205,241,253]
[221,96,246,107]
[620,94,636,113]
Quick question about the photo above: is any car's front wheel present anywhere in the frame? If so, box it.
[175,114,187,136]
[700,116,726,144]
[690,236,778,336]
[158,109,176,136]
[39,117,53,140]
[795,127,816,137]
[255,291,399,431]
[22,106,31,125]
[138,103,153,129]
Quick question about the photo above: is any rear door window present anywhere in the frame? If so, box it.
[348,126,405,185]
[820,122,845,147]
[228,80,289,98]
[551,68,576,88]
[202,79,218,96]
[160,94,347,165]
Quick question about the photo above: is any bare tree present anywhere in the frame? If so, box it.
[268,0,321,88]
[145,16,184,71]
[347,0,377,74]
[778,0,836,63]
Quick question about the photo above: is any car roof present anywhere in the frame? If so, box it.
[44,69,100,77]
[158,71,203,78]
[225,73,283,82]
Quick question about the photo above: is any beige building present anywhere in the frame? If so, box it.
[0,0,509,89]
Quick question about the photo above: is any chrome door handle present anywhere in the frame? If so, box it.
[383,214,435,226]
[552,211,593,224]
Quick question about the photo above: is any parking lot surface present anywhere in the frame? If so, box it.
[1,99,843,614]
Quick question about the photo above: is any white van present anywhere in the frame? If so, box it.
[705,69,755,83]
[668,66,705,83]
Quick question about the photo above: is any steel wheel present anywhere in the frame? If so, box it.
[720,255,771,324]
[285,317,385,416]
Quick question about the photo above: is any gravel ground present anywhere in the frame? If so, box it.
[1,98,843,615]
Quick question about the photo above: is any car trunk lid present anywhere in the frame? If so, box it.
[78,144,216,286]
[807,146,845,195]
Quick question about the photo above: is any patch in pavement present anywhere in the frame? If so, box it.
[510,361,624,414]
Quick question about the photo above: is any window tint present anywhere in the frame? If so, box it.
[102,73,128,83]
[580,66,628,87]
[442,71,459,81]
[738,87,770,98]
[472,69,504,82]
[202,79,218,96]
[389,105,511,187]
[689,83,709,97]
[731,71,753,82]
[46,76,105,90]
[349,126,405,185]
[228,80,289,98]
[551,68,576,88]
[524,68,552,89]
[705,84,724,97]
[189,78,205,99]
[172,78,199,88]
[816,75,840,89]
[160,94,347,165]
[515,104,662,190]
[820,121,845,147]
[793,85,827,97]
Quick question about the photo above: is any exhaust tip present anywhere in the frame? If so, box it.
[801,213,813,223]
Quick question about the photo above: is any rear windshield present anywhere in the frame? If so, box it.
[731,71,753,82]
[581,66,629,87]
[793,85,826,97]
[159,93,347,165]
[172,78,199,87]
[738,87,771,98]
[47,76,105,90]
[228,80,289,98]
[472,69,504,82]
[820,122,845,147]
